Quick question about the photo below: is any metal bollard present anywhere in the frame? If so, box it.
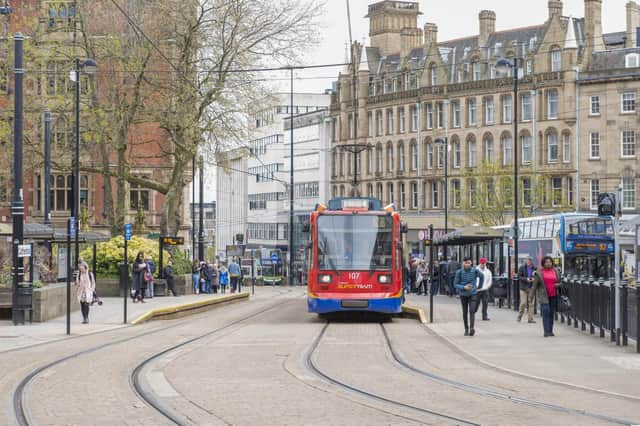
[588,278,595,335]
[608,280,616,343]
[621,281,628,347]
[579,276,585,331]
[599,279,605,338]
[636,286,640,354]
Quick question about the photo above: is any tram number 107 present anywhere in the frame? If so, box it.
[348,272,361,280]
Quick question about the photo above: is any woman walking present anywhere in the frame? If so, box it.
[532,256,562,337]
[75,261,95,324]
[132,252,147,303]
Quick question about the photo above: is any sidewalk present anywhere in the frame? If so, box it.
[405,293,640,398]
[0,292,246,353]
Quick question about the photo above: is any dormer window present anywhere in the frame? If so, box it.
[625,53,640,68]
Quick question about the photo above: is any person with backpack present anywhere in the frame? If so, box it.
[454,256,484,336]
[164,261,179,296]
[228,258,241,293]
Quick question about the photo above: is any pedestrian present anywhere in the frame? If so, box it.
[517,257,537,323]
[453,256,484,336]
[431,260,440,296]
[145,256,156,298]
[218,263,229,294]
[164,261,179,296]
[211,263,219,294]
[476,257,493,321]
[447,256,460,297]
[403,261,411,294]
[131,252,147,303]
[416,260,427,295]
[532,256,562,337]
[228,258,241,293]
[409,259,418,293]
[203,261,214,294]
[75,261,95,324]
[192,260,201,294]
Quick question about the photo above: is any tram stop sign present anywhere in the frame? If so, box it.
[271,253,279,263]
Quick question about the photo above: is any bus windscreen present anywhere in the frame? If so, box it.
[317,215,393,271]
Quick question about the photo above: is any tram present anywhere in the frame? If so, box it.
[306,198,407,314]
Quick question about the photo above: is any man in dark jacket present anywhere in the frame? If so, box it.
[454,257,484,336]
[164,261,178,296]
[517,257,537,323]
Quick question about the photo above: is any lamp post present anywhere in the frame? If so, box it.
[198,155,205,262]
[72,58,97,274]
[434,137,448,258]
[496,57,520,287]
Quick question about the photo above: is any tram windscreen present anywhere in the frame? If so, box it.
[317,215,393,270]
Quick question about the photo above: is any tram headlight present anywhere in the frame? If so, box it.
[318,274,332,284]
[377,274,392,284]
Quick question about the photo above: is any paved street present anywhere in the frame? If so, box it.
[1,288,639,425]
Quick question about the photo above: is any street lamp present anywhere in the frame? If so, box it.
[71,58,97,274]
[434,136,448,256]
[496,57,520,291]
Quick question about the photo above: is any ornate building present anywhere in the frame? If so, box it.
[330,0,640,253]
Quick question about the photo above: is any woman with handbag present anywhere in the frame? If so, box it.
[132,251,148,303]
[532,256,562,337]
[75,261,95,324]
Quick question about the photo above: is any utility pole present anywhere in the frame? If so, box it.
[198,155,205,262]
[289,68,294,286]
[43,110,51,225]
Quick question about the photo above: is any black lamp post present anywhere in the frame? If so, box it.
[434,137,449,259]
[198,155,205,262]
[496,57,520,285]
[72,58,97,273]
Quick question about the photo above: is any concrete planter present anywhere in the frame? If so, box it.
[32,283,80,323]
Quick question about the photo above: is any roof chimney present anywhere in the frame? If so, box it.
[479,10,496,47]
[627,1,640,47]
[424,22,438,46]
[584,0,605,52]
[548,0,563,19]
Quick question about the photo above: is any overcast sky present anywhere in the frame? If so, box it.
[288,0,629,93]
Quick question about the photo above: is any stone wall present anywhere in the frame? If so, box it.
[32,283,80,323]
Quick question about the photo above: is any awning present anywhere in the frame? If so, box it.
[0,222,54,239]
[433,226,504,246]
[51,230,109,244]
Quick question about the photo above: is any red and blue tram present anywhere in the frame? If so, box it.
[306,198,407,314]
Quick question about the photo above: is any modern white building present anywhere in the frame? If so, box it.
[215,148,248,260]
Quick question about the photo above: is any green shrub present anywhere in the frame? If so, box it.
[80,236,170,276]
[169,248,192,275]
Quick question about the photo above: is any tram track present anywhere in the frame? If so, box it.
[380,323,640,426]
[12,293,293,426]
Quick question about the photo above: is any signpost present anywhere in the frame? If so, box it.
[123,223,132,324]
[158,236,184,279]
[66,217,74,335]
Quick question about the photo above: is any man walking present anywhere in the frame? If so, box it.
[454,257,484,336]
[476,258,493,321]
[164,261,179,296]
[518,257,537,323]
[228,257,241,293]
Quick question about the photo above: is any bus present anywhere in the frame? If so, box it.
[307,198,407,314]
[259,248,284,285]
[514,213,614,279]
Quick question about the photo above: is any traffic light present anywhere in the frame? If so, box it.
[597,192,617,217]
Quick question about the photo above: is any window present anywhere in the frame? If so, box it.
[411,182,418,209]
[436,102,444,129]
[503,95,512,123]
[388,183,395,204]
[367,149,373,174]
[502,134,513,165]
[522,178,532,207]
[411,105,418,132]
[567,177,574,206]
[348,114,354,139]
[622,130,636,157]
[468,140,477,167]
[453,141,461,168]
[522,93,532,121]
[485,97,494,124]
[468,179,477,207]
[427,142,433,169]
[398,143,405,172]
[486,179,495,206]
[426,103,433,129]
[526,59,533,75]
[562,133,571,163]
[551,48,561,72]
[472,61,481,81]
[521,133,532,163]
[622,92,636,113]
[588,179,602,210]
[551,177,562,207]
[400,182,406,209]
[623,177,636,209]
[547,132,558,163]
[387,144,394,172]
[387,109,394,134]
[468,98,477,125]
[625,53,640,68]
[437,143,444,169]
[339,151,345,176]
[346,152,352,176]
[53,116,72,151]
[376,144,383,173]
[484,135,494,163]
[46,61,72,96]
[453,101,461,128]
[376,183,383,200]
[501,176,513,207]
[410,143,418,170]
[590,96,600,115]
[398,108,406,133]
[46,1,77,30]
[51,174,71,211]
[367,183,374,198]
[367,112,373,137]
[590,132,600,159]
[452,179,461,207]
[377,111,383,135]
[548,90,558,119]
[430,64,437,86]
[432,181,439,208]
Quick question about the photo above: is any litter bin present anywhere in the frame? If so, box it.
[12,283,33,324]
[119,263,130,297]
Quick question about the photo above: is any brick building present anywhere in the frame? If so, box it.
[331,0,640,254]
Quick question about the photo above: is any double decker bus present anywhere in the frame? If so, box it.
[307,198,407,314]
[514,213,614,279]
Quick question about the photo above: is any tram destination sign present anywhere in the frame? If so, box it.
[161,236,184,245]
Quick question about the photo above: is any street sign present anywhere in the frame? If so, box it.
[271,253,279,263]
[124,223,132,241]
[161,236,184,245]
[17,244,31,258]
[69,217,76,238]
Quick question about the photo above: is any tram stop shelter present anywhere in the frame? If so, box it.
[432,226,506,271]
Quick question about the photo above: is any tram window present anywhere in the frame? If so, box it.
[553,219,560,236]
[524,222,531,239]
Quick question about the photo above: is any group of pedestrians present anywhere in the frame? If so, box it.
[191,258,242,295]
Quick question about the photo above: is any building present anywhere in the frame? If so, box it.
[188,201,216,257]
[215,148,248,259]
[330,0,640,256]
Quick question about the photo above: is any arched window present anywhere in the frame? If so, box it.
[398,142,405,172]
[483,133,494,163]
[452,137,461,168]
[426,142,433,169]
[468,179,477,207]
[551,47,562,72]
[468,137,477,167]
[410,141,418,170]
[562,132,571,163]
[387,182,395,204]
[376,143,383,173]
[340,185,345,197]
[387,143,394,172]
[547,130,559,163]
[520,131,532,164]
[430,63,437,86]
[339,151,345,176]
[501,132,513,166]
[53,116,68,151]
[376,183,383,200]
[367,183,374,198]
[332,186,338,198]
[366,148,373,174]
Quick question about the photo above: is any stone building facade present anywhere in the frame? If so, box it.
[330,0,640,252]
